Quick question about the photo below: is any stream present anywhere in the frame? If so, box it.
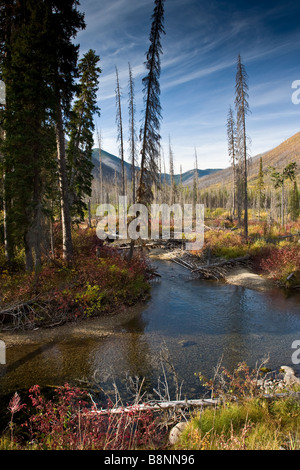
[1,259,300,409]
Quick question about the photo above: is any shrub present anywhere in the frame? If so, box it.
[5,384,164,450]
[254,244,300,287]
[0,228,151,328]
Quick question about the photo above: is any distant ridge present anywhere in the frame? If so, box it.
[195,131,300,190]
[91,148,221,183]
[91,132,300,190]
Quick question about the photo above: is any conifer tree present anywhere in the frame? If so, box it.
[0,0,56,270]
[47,0,85,263]
[137,0,165,205]
[270,162,297,226]
[67,49,101,221]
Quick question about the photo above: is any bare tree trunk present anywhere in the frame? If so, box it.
[243,117,248,238]
[96,126,103,204]
[115,67,125,196]
[55,98,73,263]
[128,63,136,204]
[24,233,34,272]
[281,181,285,227]
[50,210,55,260]
[3,171,12,263]
[88,199,92,228]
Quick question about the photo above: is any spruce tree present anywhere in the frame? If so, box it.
[137,0,165,205]
[0,0,56,270]
[67,49,101,221]
[271,162,297,226]
[46,0,86,263]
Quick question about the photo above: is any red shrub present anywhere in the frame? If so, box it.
[18,384,163,450]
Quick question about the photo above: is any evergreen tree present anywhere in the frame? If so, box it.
[137,0,165,205]
[67,49,101,221]
[0,0,56,270]
[271,162,297,226]
[47,0,86,263]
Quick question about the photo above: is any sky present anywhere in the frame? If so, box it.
[76,0,300,173]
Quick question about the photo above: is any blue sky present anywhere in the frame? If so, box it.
[76,0,300,172]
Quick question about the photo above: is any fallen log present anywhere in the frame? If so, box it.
[171,255,251,280]
[192,255,250,272]
[90,398,219,415]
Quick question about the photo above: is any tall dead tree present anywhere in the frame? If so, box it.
[128,63,137,204]
[227,105,237,218]
[115,66,125,196]
[96,125,103,204]
[235,54,250,239]
[169,136,175,205]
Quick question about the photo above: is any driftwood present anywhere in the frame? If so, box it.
[91,398,219,415]
[265,232,300,244]
[172,255,251,280]
[0,297,67,330]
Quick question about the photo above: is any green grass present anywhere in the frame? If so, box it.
[175,396,300,450]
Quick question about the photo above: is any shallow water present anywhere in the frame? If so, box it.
[1,260,300,403]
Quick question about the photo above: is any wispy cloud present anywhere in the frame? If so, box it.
[79,0,300,171]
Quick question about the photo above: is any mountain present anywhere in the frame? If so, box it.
[196,131,300,191]
[91,131,300,191]
[92,149,133,181]
[91,148,221,184]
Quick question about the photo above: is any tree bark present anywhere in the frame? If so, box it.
[55,98,73,263]
[3,171,13,263]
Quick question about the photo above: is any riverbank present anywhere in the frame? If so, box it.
[148,247,275,292]
[0,299,146,347]
[224,266,275,292]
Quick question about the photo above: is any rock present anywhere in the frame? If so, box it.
[280,366,300,386]
[178,340,196,348]
[168,422,188,446]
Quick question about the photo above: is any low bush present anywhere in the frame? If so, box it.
[0,228,151,329]
[1,384,164,450]
[252,244,300,288]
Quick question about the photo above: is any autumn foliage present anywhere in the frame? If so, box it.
[5,384,165,450]
[0,228,151,329]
